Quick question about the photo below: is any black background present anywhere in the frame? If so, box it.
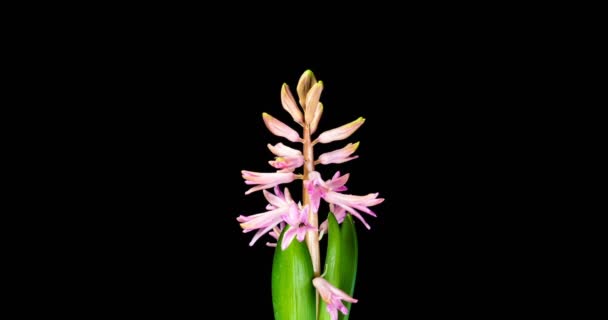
[76,28,531,317]
[12,3,575,315]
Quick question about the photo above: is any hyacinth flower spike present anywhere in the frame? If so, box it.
[237,70,384,320]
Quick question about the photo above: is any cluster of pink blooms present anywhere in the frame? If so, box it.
[237,71,383,320]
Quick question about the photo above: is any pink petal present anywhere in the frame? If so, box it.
[283,187,294,203]
[242,171,297,194]
[267,143,302,158]
[281,227,298,250]
[239,208,284,231]
[299,206,310,224]
[249,218,283,246]
[317,142,360,165]
[305,180,323,213]
[317,117,365,144]
[262,113,302,143]
[327,172,350,190]
[327,306,338,320]
[337,204,371,229]
[330,205,347,223]
[274,186,284,199]
[281,203,301,226]
[281,83,304,125]
[319,219,328,239]
[244,184,272,195]
[325,191,383,207]
[296,229,307,242]
[263,189,286,208]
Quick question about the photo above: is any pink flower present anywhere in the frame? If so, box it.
[306,171,383,229]
[323,192,383,230]
[262,112,302,143]
[317,142,360,165]
[280,204,316,250]
[312,277,358,320]
[305,171,349,213]
[242,170,297,195]
[267,143,304,172]
[238,187,295,246]
[316,117,365,144]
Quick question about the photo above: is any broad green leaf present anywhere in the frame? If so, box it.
[272,227,316,320]
[319,213,359,320]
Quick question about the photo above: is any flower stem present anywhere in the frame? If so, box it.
[302,125,320,277]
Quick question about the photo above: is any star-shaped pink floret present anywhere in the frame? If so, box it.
[280,204,316,250]
[306,171,383,229]
[237,186,296,246]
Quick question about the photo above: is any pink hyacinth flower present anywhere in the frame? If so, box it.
[317,142,360,165]
[262,112,302,143]
[323,192,383,230]
[280,204,316,250]
[267,142,302,158]
[312,277,358,320]
[316,117,365,144]
[305,171,349,213]
[267,142,304,172]
[238,187,295,246]
[306,171,383,229]
[242,170,297,195]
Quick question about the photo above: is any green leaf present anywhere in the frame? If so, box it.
[319,213,359,320]
[272,227,316,320]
